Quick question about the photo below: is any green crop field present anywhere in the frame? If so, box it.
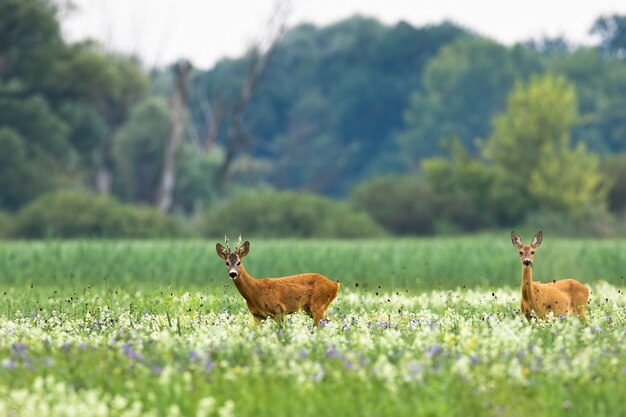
[1,237,625,416]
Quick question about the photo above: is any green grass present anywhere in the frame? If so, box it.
[1,236,625,291]
[0,237,625,417]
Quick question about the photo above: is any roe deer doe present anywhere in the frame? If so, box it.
[511,230,589,323]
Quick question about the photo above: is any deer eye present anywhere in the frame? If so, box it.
[237,261,241,266]
[531,251,535,255]
[519,251,523,255]
[225,262,229,266]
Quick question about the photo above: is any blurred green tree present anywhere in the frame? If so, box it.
[396,38,543,166]
[601,153,626,214]
[547,48,626,153]
[114,98,169,204]
[0,0,148,207]
[422,139,498,231]
[591,14,626,58]
[45,42,148,192]
[173,144,223,213]
[190,18,467,195]
[483,74,608,222]
[0,96,73,210]
[0,0,62,85]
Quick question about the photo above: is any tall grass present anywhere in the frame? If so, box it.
[1,236,624,291]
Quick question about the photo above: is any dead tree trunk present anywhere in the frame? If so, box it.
[214,0,291,188]
[198,94,226,153]
[158,60,192,213]
[96,132,115,194]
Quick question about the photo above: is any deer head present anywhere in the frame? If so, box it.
[216,235,250,279]
[511,230,543,268]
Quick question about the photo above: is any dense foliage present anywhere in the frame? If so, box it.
[16,190,182,238]
[2,0,626,236]
[191,17,626,194]
[201,190,386,238]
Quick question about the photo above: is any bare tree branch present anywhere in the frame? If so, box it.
[214,0,292,187]
[198,93,226,152]
[157,59,192,213]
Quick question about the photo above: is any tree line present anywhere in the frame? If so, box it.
[1,0,626,237]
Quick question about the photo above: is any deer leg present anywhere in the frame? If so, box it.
[252,313,265,325]
[311,304,329,327]
[273,304,286,324]
[577,304,589,325]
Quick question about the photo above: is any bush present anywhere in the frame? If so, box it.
[0,211,16,238]
[17,190,183,238]
[602,153,626,215]
[201,190,386,238]
[522,209,622,238]
[350,175,437,235]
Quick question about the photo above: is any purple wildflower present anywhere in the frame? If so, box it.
[122,343,143,361]
[325,345,342,359]
[409,362,424,373]
[425,344,443,358]
[204,359,215,372]
[11,343,27,358]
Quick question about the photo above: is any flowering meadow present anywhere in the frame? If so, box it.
[0,282,624,417]
[0,239,625,416]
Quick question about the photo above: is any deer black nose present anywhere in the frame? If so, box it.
[523,259,531,266]
[229,271,237,278]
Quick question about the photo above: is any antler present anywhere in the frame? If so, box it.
[235,234,242,252]
[224,235,231,252]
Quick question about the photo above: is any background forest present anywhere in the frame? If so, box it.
[2,0,626,238]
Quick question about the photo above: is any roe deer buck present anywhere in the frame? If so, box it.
[216,236,340,326]
[511,231,589,323]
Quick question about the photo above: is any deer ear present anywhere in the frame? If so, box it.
[511,231,523,248]
[216,243,228,260]
[531,230,543,248]
[238,241,250,258]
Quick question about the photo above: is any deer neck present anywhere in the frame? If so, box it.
[232,265,258,302]
[521,265,534,302]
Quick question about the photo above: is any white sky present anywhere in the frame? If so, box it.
[61,0,626,70]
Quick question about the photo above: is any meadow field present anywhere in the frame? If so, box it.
[0,237,625,416]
